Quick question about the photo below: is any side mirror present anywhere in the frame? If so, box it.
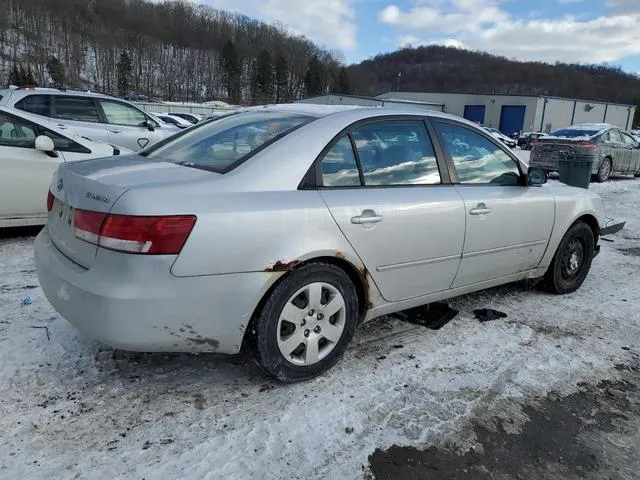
[35,135,58,158]
[527,167,547,186]
[144,119,156,132]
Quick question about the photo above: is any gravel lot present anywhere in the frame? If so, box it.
[1,176,639,480]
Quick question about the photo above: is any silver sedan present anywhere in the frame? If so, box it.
[35,105,624,381]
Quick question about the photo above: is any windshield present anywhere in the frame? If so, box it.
[550,128,599,138]
[141,111,314,173]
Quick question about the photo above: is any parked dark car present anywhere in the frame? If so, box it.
[518,132,546,150]
[529,124,640,182]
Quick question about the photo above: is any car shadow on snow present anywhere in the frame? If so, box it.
[0,225,42,239]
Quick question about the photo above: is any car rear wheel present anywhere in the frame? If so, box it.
[249,262,358,382]
[543,221,595,294]
[595,158,612,183]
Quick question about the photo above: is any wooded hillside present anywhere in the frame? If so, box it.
[348,45,640,106]
[0,0,347,103]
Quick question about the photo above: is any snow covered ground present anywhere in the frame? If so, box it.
[1,173,639,479]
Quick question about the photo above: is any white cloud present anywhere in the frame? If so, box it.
[606,0,640,14]
[380,0,640,64]
[379,1,508,34]
[199,0,358,51]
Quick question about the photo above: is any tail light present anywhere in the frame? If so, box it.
[47,191,54,212]
[74,210,196,255]
[575,141,597,150]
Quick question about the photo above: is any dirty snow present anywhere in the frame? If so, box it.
[1,175,639,479]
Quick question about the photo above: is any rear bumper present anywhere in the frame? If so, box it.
[599,217,626,236]
[530,153,600,174]
[34,228,275,354]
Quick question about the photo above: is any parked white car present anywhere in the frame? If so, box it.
[169,112,203,124]
[482,126,517,148]
[0,106,129,228]
[0,87,178,152]
[152,113,193,129]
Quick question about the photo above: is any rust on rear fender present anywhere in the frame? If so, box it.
[264,260,302,272]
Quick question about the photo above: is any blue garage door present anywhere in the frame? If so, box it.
[464,105,486,124]
[499,105,526,135]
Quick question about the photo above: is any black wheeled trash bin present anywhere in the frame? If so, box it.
[558,153,595,189]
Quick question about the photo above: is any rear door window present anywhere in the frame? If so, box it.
[604,130,623,144]
[351,120,441,186]
[620,132,638,147]
[100,100,147,126]
[15,95,51,117]
[53,96,101,123]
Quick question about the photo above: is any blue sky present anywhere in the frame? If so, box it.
[198,0,640,72]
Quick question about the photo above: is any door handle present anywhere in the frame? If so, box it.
[469,203,491,215]
[351,209,383,225]
[109,129,121,134]
[56,124,67,130]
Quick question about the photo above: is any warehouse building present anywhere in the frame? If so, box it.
[298,92,636,134]
[376,92,636,134]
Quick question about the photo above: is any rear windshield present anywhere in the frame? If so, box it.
[550,128,599,138]
[141,112,314,173]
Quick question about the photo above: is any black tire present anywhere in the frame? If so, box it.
[543,222,595,294]
[595,158,612,183]
[635,173,640,178]
[249,262,358,382]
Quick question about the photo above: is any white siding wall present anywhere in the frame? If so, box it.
[603,105,635,130]
[377,92,538,131]
[572,102,606,125]
[534,99,635,132]
[300,93,637,132]
[535,98,574,133]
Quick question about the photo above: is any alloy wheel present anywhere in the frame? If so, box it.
[276,282,346,366]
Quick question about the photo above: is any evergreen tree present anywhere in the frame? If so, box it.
[251,49,273,105]
[24,67,37,86]
[304,55,324,97]
[8,63,22,86]
[337,67,350,94]
[221,40,242,104]
[275,54,289,103]
[46,56,66,86]
[117,52,133,97]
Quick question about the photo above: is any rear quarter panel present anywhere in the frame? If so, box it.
[168,190,365,276]
[538,185,604,268]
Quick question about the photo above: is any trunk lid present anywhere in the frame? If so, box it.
[48,155,212,268]
[530,137,598,170]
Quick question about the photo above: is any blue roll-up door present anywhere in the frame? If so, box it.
[499,105,526,135]
[463,105,486,124]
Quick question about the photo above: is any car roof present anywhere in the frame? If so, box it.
[1,87,119,102]
[563,123,613,130]
[237,103,473,125]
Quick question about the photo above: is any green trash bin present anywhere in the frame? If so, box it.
[558,153,595,189]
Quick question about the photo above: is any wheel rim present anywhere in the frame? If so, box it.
[600,160,611,180]
[561,238,585,280]
[276,282,346,366]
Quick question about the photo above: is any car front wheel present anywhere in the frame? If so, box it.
[543,221,595,294]
[249,262,359,382]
